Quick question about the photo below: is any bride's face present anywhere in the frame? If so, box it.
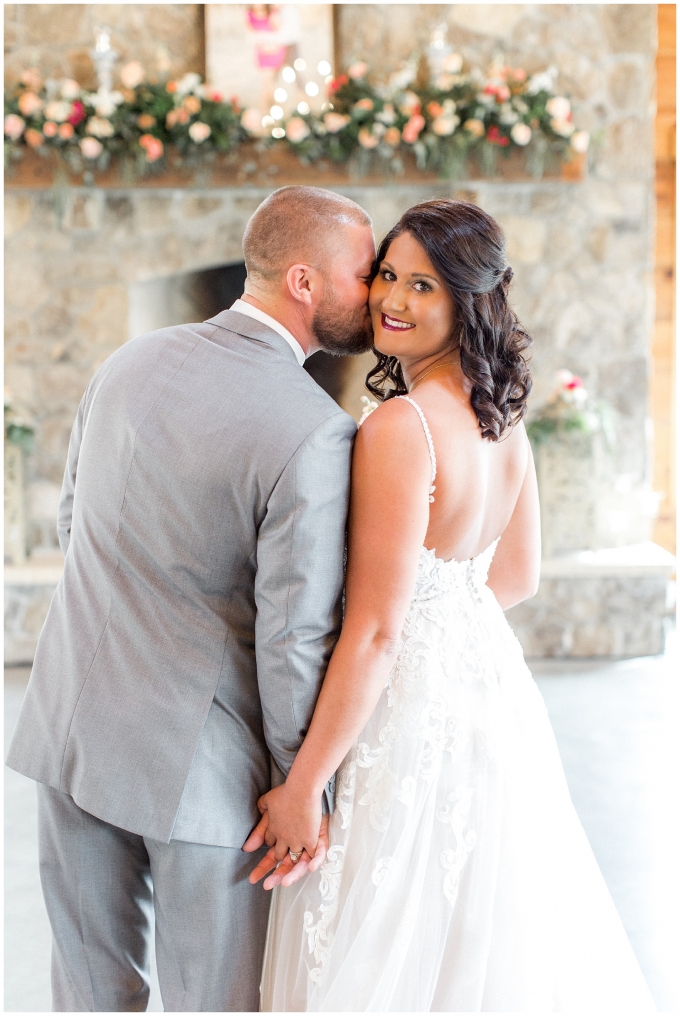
[369,232,456,360]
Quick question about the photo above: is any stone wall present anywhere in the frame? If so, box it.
[3,4,204,89]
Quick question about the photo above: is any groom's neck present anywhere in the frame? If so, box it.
[239,292,316,357]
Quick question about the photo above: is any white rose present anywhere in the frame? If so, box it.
[60,79,81,100]
[94,92,123,117]
[431,114,459,136]
[44,100,70,123]
[324,112,350,133]
[399,91,420,116]
[285,117,310,143]
[188,121,211,143]
[80,136,103,159]
[347,61,369,80]
[358,127,379,149]
[443,52,463,73]
[87,116,115,138]
[120,61,145,89]
[551,118,575,137]
[570,130,590,153]
[546,95,571,120]
[510,123,532,145]
[177,72,202,96]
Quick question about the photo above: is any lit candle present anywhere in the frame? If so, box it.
[95,28,110,54]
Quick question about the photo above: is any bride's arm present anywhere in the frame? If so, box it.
[250,398,432,868]
[486,427,541,609]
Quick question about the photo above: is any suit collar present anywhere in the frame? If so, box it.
[205,309,300,364]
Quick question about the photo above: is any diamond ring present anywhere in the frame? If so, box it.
[288,850,303,863]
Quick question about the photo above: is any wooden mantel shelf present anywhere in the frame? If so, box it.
[5,145,586,190]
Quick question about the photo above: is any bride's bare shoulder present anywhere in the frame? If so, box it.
[353,397,431,472]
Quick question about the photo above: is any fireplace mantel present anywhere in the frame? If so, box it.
[5,146,586,191]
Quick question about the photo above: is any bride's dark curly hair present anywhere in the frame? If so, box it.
[366,199,532,440]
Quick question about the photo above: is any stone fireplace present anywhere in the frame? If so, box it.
[4,156,673,659]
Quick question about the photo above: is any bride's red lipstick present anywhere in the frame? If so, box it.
[381,313,416,332]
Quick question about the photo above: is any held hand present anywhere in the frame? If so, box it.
[256,783,322,862]
[249,815,329,890]
[242,795,271,853]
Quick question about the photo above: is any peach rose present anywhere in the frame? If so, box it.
[60,79,81,100]
[496,85,511,102]
[183,95,201,115]
[323,112,350,133]
[80,136,103,159]
[546,96,571,120]
[25,127,43,148]
[86,116,114,138]
[4,114,25,139]
[551,118,574,137]
[431,114,459,136]
[358,127,379,149]
[399,91,421,116]
[43,121,58,138]
[427,102,443,117]
[44,100,70,123]
[463,118,485,137]
[20,68,42,91]
[402,113,425,144]
[137,113,156,130]
[58,122,74,139]
[383,126,401,146]
[354,98,374,112]
[120,61,145,89]
[18,91,43,117]
[188,121,211,143]
[285,117,311,143]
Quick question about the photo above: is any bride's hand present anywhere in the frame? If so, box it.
[248,814,329,890]
[257,783,322,858]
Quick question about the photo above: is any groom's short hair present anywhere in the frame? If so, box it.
[243,186,371,282]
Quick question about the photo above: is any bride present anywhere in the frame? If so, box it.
[246,199,656,1012]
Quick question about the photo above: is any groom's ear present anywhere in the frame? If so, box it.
[286,264,318,306]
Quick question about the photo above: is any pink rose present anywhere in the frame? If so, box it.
[139,134,164,162]
[496,85,511,102]
[285,117,310,143]
[570,130,589,153]
[120,61,145,89]
[80,136,103,159]
[18,92,43,117]
[20,68,42,91]
[402,113,425,144]
[68,100,86,126]
[58,122,74,139]
[5,114,26,140]
[241,108,263,134]
[347,62,369,80]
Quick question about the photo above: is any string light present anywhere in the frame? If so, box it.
[293,58,306,71]
[325,75,334,85]
[271,126,286,138]
[261,115,275,127]
[297,101,310,114]
[305,82,319,97]
[282,66,296,83]
[274,87,288,102]
[270,105,284,120]
[318,60,331,75]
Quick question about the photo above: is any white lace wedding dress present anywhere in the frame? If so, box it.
[260,399,656,1013]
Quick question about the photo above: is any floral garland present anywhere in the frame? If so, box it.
[4,57,589,181]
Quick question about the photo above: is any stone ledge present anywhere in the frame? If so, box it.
[508,542,675,659]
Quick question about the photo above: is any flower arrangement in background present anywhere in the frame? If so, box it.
[527,371,614,449]
[4,55,589,181]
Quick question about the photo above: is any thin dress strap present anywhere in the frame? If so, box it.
[398,396,437,503]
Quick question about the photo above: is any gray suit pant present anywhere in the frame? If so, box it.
[37,784,271,1012]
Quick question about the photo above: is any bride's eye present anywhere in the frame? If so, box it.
[379,268,397,282]
[413,279,432,293]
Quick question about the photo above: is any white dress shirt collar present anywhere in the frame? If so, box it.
[230,299,306,365]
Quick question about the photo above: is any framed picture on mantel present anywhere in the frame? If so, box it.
[205,4,334,126]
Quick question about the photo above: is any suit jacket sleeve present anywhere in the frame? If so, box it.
[57,391,88,556]
[254,410,356,811]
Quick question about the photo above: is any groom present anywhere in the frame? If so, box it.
[6,186,376,1012]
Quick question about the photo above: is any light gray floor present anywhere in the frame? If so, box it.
[5,634,679,1013]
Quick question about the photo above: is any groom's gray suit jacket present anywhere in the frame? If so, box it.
[6,309,356,848]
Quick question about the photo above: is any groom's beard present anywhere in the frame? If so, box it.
[312,286,374,357]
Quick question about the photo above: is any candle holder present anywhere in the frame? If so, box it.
[91,26,118,96]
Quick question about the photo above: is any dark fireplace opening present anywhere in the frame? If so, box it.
[129,261,352,406]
